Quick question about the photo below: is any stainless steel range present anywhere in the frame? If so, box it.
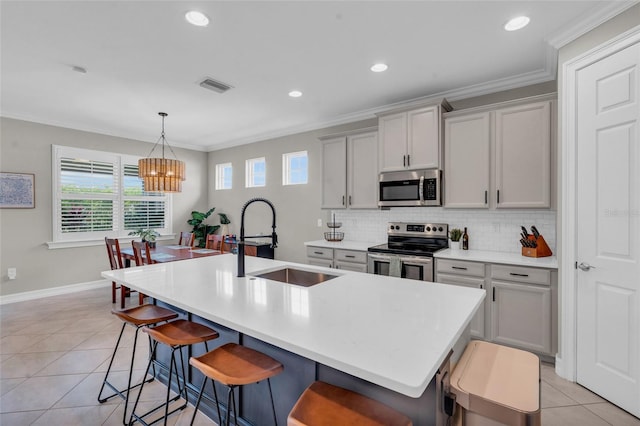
[367,222,449,282]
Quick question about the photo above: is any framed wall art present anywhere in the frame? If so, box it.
[0,172,35,208]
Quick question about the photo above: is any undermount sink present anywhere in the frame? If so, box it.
[251,267,338,287]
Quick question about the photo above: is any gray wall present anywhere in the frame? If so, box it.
[207,119,377,264]
[0,117,209,296]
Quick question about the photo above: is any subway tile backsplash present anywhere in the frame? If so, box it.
[332,208,557,254]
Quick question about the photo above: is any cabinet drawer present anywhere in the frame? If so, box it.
[306,246,333,260]
[491,265,550,285]
[335,261,368,273]
[436,259,485,277]
[334,249,367,264]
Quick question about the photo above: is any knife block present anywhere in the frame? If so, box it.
[522,235,553,258]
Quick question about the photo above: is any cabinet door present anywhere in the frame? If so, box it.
[347,132,378,209]
[308,258,333,268]
[495,101,551,208]
[444,113,491,208]
[490,280,552,354]
[436,273,486,339]
[379,112,407,172]
[321,137,347,209]
[408,106,440,169]
[334,261,368,273]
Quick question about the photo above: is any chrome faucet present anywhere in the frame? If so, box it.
[237,198,278,277]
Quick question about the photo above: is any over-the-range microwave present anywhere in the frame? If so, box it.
[378,169,442,207]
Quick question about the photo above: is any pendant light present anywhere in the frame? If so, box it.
[138,112,186,192]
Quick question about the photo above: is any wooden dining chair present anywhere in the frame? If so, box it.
[105,237,125,305]
[205,234,223,251]
[245,245,258,257]
[131,241,152,305]
[179,231,195,247]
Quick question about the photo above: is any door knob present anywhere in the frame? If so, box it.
[578,262,596,271]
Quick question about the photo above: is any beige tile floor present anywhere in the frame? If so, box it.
[1,286,639,426]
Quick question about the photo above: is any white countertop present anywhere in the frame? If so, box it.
[435,249,558,269]
[304,240,380,251]
[102,254,484,398]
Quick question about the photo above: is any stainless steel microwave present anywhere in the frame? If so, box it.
[378,169,442,207]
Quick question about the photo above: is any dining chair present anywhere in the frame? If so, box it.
[105,237,125,305]
[131,240,152,305]
[245,245,257,257]
[205,234,223,252]
[179,231,195,247]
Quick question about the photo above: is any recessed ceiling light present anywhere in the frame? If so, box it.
[185,11,210,27]
[504,16,530,31]
[370,63,388,73]
[288,90,302,98]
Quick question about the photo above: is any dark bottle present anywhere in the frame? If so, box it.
[462,227,469,250]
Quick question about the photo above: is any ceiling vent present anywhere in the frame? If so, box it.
[199,77,233,94]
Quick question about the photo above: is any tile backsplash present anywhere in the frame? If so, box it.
[331,208,557,254]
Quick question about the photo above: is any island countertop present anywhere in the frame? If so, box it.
[102,254,484,398]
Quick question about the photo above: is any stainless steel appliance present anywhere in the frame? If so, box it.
[378,169,442,207]
[367,222,448,281]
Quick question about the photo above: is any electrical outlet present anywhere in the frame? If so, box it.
[8,268,16,280]
[317,219,322,227]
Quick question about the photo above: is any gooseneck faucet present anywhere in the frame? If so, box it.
[237,198,278,277]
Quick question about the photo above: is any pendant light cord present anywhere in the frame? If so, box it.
[145,112,180,160]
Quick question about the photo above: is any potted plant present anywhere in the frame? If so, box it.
[449,228,462,250]
[128,228,160,248]
[218,213,231,236]
[188,207,220,248]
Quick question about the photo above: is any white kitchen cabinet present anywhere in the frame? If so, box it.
[443,113,491,208]
[435,257,557,357]
[495,101,551,208]
[378,102,450,172]
[443,96,554,209]
[320,130,378,209]
[436,259,487,338]
[307,246,368,272]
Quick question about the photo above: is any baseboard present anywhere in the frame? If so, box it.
[554,354,574,381]
[0,279,110,305]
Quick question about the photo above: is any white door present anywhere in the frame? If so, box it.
[576,41,640,417]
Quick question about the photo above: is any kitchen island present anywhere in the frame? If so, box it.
[102,254,484,425]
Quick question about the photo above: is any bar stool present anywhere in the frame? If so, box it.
[98,304,179,425]
[287,381,412,426]
[129,319,220,426]
[189,343,284,426]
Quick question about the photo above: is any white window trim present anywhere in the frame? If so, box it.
[282,150,308,185]
[215,162,233,190]
[245,157,266,188]
[48,145,173,249]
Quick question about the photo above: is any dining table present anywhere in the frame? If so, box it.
[120,244,220,266]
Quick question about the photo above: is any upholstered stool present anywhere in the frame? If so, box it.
[98,304,179,425]
[128,319,219,426]
[189,343,284,426]
[288,381,412,426]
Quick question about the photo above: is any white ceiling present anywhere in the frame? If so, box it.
[0,1,634,152]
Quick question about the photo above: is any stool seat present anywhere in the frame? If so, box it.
[111,304,178,326]
[144,319,220,346]
[288,381,412,426]
[190,343,284,386]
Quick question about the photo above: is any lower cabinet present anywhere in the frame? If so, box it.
[435,258,557,357]
[307,246,368,273]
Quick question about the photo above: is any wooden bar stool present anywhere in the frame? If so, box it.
[287,381,412,426]
[129,319,219,426]
[189,343,284,426]
[98,304,179,425]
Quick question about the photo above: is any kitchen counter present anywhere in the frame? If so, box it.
[304,239,380,251]
[435,248,558,269]
[103,254,482,397]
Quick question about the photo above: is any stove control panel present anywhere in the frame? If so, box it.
[388,222,448,238]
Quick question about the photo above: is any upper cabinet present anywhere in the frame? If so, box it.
[320,129,378,209]
[378,100,451,172]
[444,96,555,209]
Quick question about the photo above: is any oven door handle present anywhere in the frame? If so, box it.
[399,256,433,266]
[419,175,425,205]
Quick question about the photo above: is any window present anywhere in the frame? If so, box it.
[245,157,266,188]
[282,151,308,185]
[215,163,233,190]
[52,145,171,244]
